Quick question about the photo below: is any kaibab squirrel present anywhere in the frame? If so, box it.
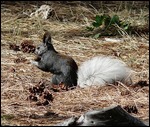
[30,32,132,88]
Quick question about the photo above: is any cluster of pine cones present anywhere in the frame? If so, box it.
[20,40,35,53]
[9,40,35,53]
[28,81,53,106]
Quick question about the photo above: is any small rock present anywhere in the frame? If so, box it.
[30,5,54,19]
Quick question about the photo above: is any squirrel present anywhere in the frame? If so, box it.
[30,31,133,88]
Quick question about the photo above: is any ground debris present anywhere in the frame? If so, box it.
[9,43,20,51]
[27,81,54,106]
[20,40,35,53]
[123,105,138,114]
[133,80,149,87]
[9,40,36,53]
[14,57,27,63]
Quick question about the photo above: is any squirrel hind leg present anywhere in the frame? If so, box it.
[52,73,77,89]
[52,74,68,88]
[121,76,133,85]
[52,75,61,85]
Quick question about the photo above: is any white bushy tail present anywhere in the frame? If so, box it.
[77,56,133,88]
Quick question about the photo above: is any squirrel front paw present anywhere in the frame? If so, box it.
[30,60,39,66]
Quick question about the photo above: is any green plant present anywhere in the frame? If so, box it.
[86,14,131,38]
[1,114,15,120]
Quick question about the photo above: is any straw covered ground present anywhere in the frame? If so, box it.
[1,1,149,126]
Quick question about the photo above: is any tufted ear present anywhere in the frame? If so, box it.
[43,31,52,44]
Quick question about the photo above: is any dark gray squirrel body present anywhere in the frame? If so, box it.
[31,32,133,88]
[30,31,78,87]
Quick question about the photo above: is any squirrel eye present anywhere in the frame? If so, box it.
[37,47,40,50]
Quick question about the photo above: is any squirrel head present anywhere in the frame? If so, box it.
[35,31,57,56]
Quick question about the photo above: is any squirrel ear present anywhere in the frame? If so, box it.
[43,31,51,44]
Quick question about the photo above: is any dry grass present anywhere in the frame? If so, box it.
[1,1,149,126]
